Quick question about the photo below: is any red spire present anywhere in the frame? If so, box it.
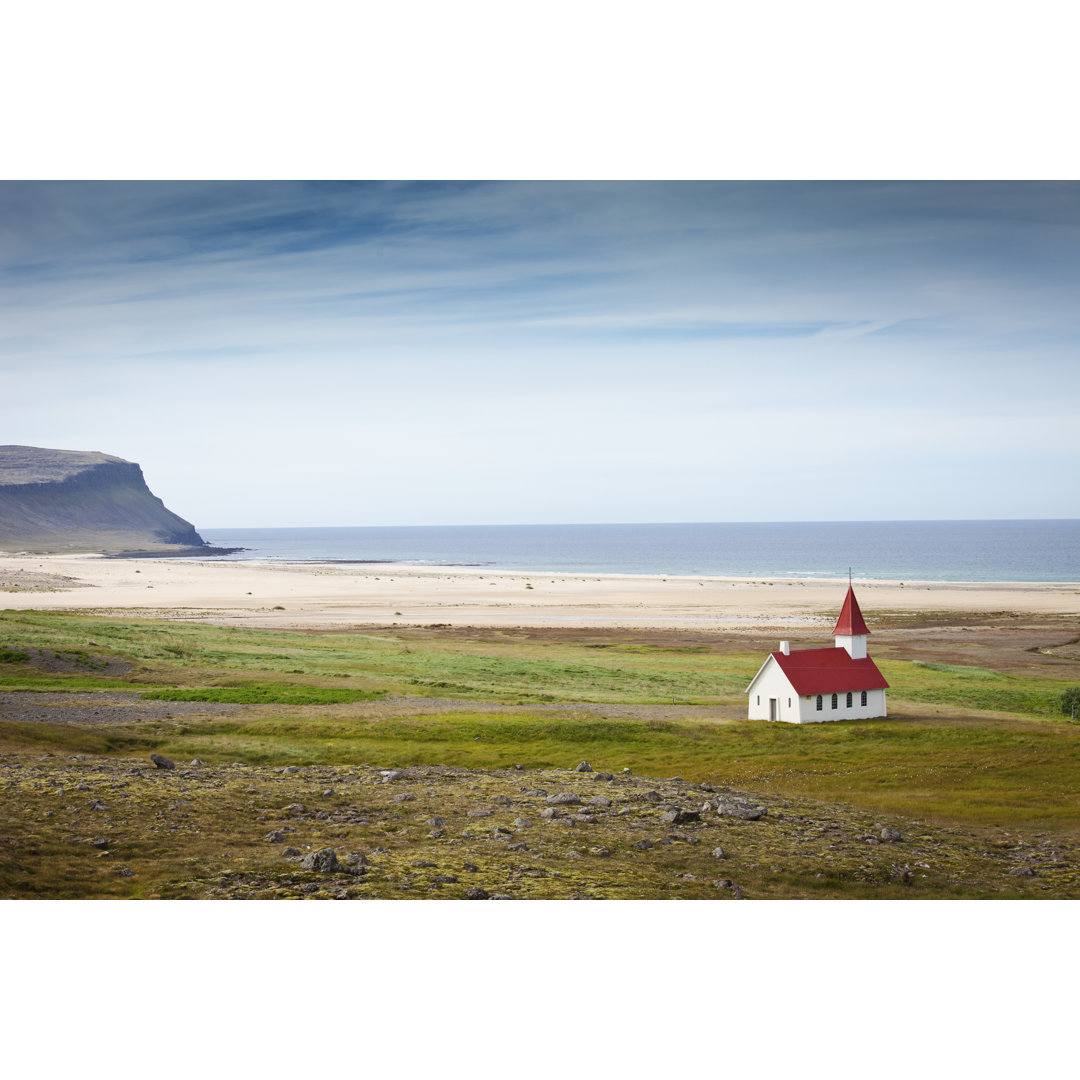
[833,586,870,636]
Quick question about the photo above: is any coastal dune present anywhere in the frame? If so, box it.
[1,555,1077,629]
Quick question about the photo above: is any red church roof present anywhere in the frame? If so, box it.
[832,586,871,637]
[771,647,889,695]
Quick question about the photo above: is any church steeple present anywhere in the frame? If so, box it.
[833,586,870,658]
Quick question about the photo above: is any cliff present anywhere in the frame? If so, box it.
[0,445,209,553]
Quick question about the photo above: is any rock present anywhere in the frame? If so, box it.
[116,867,134,878]
[282,846,302,857]
[428,817,446,827]
[300,848,342,872]
[345,852,370,866]
[512,818,533,828]
[381,769,407,782]
[464,887,490,899]
[593,772,614,781]
[715,799,766,821]
[642,791,662,803]
[89,799,105,811]
[463,862,479,873]
[1009,866,1036,877]
[731,885,744,899]
[411,860,437,868]
[713,879,733,889]
[540,807,565,819]
[546,792,581,806]
[592,848,612,858]
[589,795,613,807]
[633,839,654,850]
[432,875,458,885]
[190,758,204,766]
[322,789,336,797]
[660,808,700,825]
[574,761,593,772]
[711,846,726,859]
[508,842,528,851]
[467,809,494,818]
[265,830,286,843]
[150,754,174,770]
[90,837,108,849]
[393,793,416,802]
[493,795,513,804]
[428,829,446,839]
[881,827,903,842]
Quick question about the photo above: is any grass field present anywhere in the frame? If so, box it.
[2,610,1079,898]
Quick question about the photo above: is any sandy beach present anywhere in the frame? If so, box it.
[2,554,1077,630]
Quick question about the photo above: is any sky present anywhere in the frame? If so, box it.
[2,180,1078,528]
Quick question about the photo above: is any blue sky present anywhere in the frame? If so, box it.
[1,180,1078,527]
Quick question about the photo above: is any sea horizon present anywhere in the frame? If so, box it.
[196,519,1080,584]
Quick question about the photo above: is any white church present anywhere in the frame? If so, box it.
[746,586,889,723]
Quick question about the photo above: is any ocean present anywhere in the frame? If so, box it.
[197,520,1080,583]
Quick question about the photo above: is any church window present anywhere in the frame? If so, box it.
[846,692,853,707]
[816,695,823,711]
[861,690,867,706]
[831,693,838,709]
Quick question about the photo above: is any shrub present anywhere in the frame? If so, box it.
[1061,686,1080,719]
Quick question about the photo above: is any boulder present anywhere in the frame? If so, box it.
[300,848,342,872]
[573,761,593,773]
[464,887,490,899]
[715,799,766,821]
[545,792,581,806]
[880,827,903,842]
[150,754,175,770]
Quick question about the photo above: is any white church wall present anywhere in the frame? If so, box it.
[793,686,887,723]
[746,657,801,722]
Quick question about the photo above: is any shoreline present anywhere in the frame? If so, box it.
[2,554,1077,630]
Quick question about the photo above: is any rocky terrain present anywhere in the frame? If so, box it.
[3,742,1074,900]
[0,445,208,553]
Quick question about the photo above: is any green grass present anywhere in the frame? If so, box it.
[5,610,1075,715]
[2,610,1079,833]
[4,704,1079,831]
